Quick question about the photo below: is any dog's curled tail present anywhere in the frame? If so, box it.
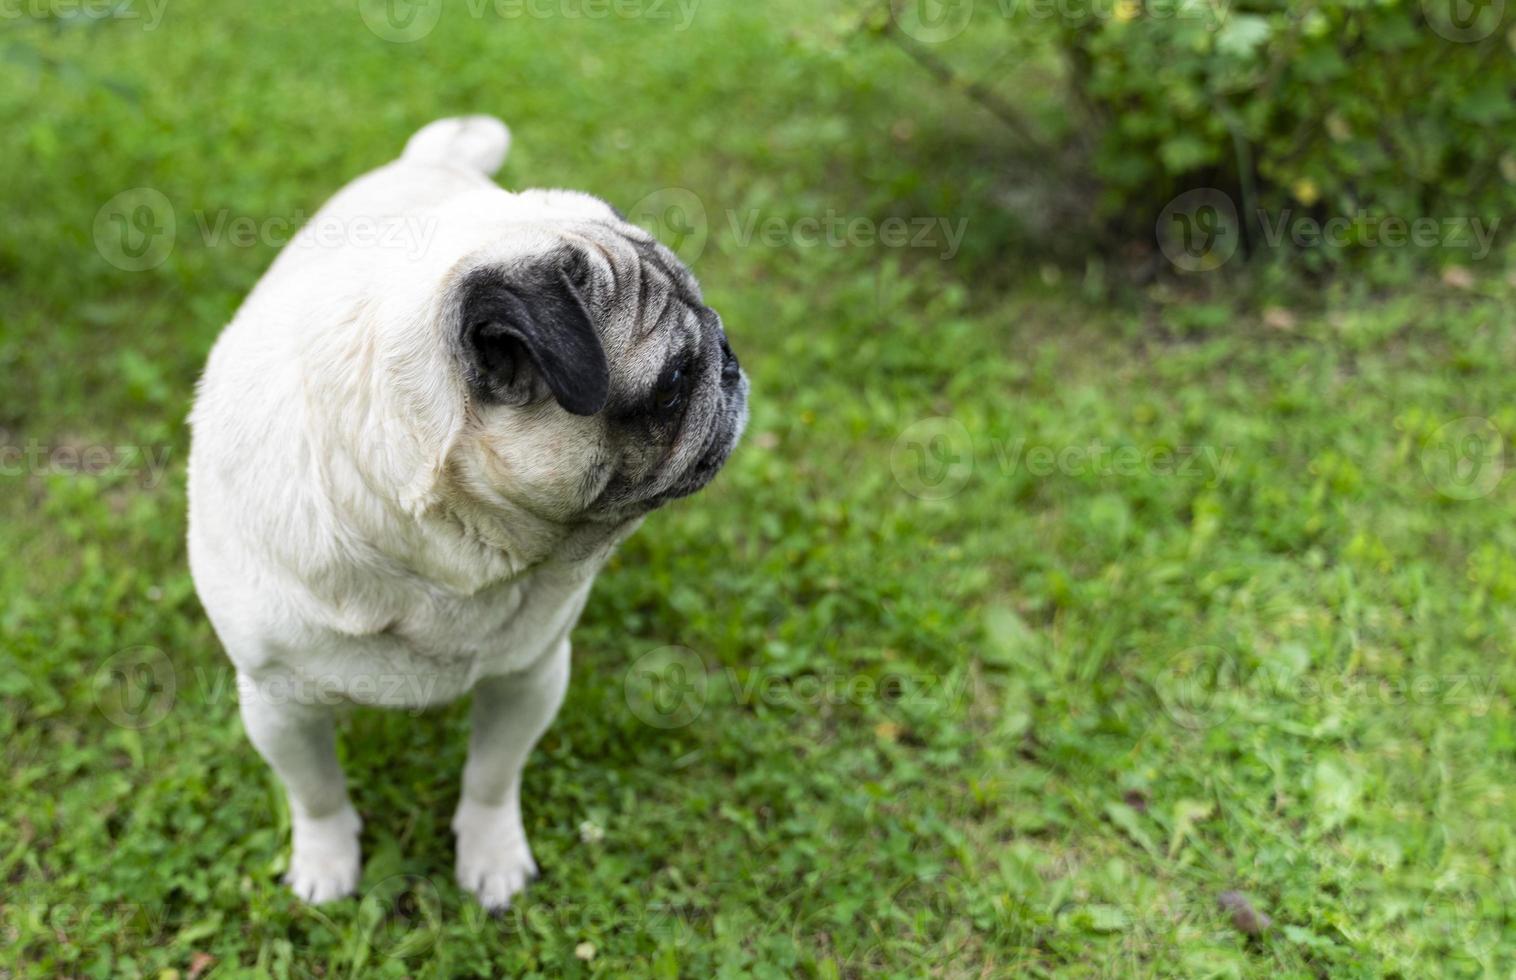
[403,116,512,176]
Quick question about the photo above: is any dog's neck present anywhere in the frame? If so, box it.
[299,321,641,598]
[414,480,642,594]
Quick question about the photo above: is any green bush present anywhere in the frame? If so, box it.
[1053,0,1514,261]
[877,0,1514,267]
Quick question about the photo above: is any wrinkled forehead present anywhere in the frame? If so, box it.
[526,219,708,362]
[511,189,702,301]
[585,228,713,379]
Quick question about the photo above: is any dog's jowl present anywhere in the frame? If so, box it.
[187,116,747,909]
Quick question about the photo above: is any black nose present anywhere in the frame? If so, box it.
[720,336,741,382]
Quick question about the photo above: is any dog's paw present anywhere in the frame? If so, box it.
[285,806,362,904]
[452,798,538,911]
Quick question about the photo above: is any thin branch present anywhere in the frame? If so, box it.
[868,2,1051,153]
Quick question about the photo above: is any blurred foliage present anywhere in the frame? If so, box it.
[1067,1,1513,247]
[872,0,1515,268]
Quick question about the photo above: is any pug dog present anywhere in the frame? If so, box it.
[187,116,747,909]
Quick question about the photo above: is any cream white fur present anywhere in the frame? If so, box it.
[187,117,662,909]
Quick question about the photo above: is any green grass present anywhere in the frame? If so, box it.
[2,2,1514,977]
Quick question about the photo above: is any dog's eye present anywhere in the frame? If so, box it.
[654,366,685,411]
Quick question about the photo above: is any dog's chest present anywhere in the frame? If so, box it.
[297,567,594,709]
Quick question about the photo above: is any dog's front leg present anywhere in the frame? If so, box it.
[453,640,570,910]
[238,675,362,903]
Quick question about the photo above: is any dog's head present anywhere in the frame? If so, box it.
[429,190,747,528]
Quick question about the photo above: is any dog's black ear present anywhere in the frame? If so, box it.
[456,254,609,416]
